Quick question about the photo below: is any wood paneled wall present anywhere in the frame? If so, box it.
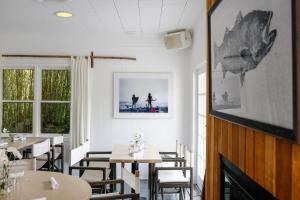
[205,0,300,199]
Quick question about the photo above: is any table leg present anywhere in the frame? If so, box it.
[131,162,139,193]
[110,163,116,192]
[149,163,155,200]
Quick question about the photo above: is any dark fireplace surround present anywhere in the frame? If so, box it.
[221,155,277,200]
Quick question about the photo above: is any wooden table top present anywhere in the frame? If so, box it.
[1,171,91,200]
[0,138,45,150]
[109,144,162,163]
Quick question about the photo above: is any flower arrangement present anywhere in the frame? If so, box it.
[129,132,145,156]
[0,147,22,193]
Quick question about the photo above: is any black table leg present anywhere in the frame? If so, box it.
[149,163,155,200]
[131,161,139,193]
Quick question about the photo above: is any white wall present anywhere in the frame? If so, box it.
[88,48,191,179]
[89,49,190,152]
[0,33,191,178]
[186,0,207,151]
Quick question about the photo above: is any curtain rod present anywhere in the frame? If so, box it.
[1,52,137,68]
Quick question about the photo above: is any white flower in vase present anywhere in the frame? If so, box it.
[0,147,22,193]
[129,132,145,156]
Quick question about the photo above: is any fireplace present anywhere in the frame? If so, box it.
[221,155,277,200]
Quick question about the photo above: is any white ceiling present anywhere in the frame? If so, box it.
[0,0,202,36]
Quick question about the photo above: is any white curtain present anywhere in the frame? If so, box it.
[70,56,91,149]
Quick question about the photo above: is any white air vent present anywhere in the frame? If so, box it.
[164,30,192,50]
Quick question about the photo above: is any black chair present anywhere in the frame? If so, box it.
[154,146,194,200]
[148,140,185,197]
[69,151,116,193]
[89,163,140,200]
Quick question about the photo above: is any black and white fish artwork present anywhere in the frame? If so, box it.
[213,10,277,86]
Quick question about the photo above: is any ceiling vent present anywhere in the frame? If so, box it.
[164,29,192,50]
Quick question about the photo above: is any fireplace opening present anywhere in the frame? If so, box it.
[221,155,277,200]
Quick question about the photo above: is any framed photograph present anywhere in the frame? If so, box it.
[114,73,173,119]
[208,0,296,140]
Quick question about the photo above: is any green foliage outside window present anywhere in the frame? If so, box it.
[3,69,34,100]
[41,103,70,134]
[2,103,33,133]
[42,70,71,101]
[2,69,34,133]
[2,69,71,134]
[41,70,71,134]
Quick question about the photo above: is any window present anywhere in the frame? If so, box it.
[1,67,71,135]
[41,70,71,134]
[197,71,206,182]
[2,69,34,133]
[194,69,206,189]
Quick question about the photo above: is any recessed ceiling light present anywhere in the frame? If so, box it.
[55,11,73,18]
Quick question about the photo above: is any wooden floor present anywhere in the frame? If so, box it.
[126,180,202,200]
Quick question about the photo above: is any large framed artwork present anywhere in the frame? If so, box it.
[114,73,172,119]
[208,0,297,140]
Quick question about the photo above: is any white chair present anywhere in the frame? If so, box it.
[23,136,62,172]
[154,147,194,200]
[159,140,183,160]
[69,144,114,185]
[89,163,140,200]
[33,139,51,171]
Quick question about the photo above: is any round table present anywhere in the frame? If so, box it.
[1,171,91,200]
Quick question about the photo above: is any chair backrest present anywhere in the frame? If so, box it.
[32,139,50,157]
[184,147,193,167]
[51,136,64,146]
[121,163,140,193]
[10,158,36,173]
[70,141,90,166]
[176,140,185,158]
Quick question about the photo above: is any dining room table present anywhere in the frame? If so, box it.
[0,137,45,151]
[109,144,162,200]
[0,170,92,200]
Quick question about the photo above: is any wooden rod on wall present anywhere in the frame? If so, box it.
[90,51,94,68]
[2,54,72,59]
[1,53,137,68]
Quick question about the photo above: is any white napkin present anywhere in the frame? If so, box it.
[50,177,59,190]
[32,198,47,200]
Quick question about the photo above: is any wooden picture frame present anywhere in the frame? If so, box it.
[208,0,297,141]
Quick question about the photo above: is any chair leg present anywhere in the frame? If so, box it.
[161,188,164,200]
[51,146,55,171]
[180,189,184,200]
[47,152,51,171]
[155,184,159,200]
[190,185,193,200]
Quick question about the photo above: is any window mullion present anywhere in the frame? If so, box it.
[0,67,3,132]
[34,66,41,137]
[41,101,71,103]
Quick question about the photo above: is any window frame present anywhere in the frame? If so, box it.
[39,66,71,136]
[0,65,71,137]
[193,66,207,189]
